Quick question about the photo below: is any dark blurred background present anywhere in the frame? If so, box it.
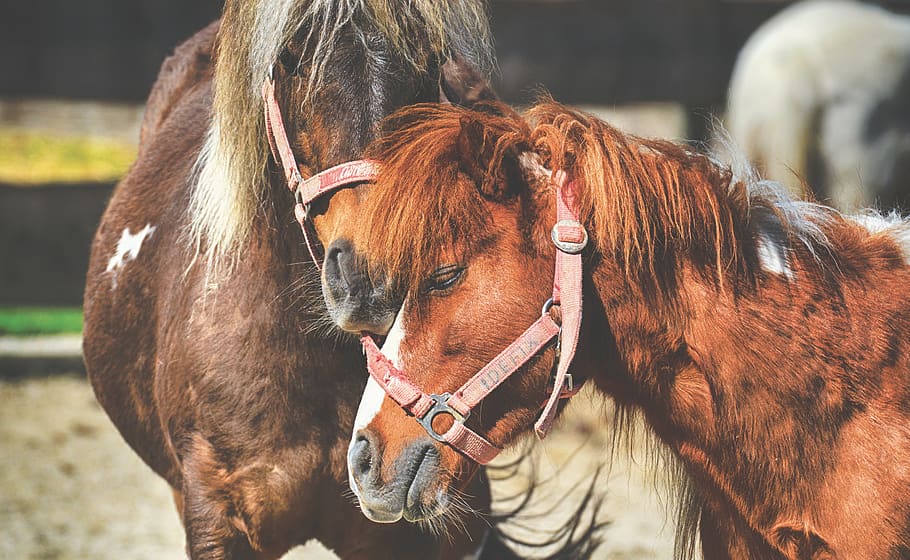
[9,0,909,104]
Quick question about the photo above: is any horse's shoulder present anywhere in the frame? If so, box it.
[141,20,219,144]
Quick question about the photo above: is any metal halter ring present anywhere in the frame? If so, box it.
[416,393,470,443]
[551,219,589,254]
[541,297,557,316]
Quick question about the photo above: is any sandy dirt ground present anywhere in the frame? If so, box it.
[0,374,681,559]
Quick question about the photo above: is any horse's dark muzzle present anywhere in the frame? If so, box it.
[322,238,397,334]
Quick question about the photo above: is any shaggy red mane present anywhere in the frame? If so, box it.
[359,102,531,286]
[359,100,775,289]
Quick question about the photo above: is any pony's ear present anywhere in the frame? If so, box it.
[456,116,524,200]
[769,522,835,560]
[439,55,497,106]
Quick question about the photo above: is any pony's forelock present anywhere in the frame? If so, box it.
[359,100,885,298]
[357,102,530,288]
[190,0,495,263]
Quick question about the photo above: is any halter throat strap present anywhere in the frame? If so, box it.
[361,171,587,464]
[261,73,379,269]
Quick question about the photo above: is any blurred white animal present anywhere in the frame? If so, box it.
[726,0,910,211]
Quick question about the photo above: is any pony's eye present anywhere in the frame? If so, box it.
[425,265,465,293]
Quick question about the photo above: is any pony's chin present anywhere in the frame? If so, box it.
[358,500,448,525]
[325,301,396,335]
[358,493,449,524]
[359,504,404,524]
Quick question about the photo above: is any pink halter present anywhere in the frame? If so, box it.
[261,70,379,269]
[361,171,587,464]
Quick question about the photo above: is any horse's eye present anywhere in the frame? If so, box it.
[425,265,465,293]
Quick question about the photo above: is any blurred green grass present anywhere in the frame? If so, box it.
[0,308,83,336]
[0,129,136,185]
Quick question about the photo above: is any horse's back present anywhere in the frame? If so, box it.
[83,24,216,486]
[140,20,218,145]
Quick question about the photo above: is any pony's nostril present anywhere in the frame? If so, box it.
[326,244,343,266]
[323,240,348,298]
[349,434,374,482]
[324,239,362,293]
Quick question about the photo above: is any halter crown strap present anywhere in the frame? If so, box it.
[262,77,303,192]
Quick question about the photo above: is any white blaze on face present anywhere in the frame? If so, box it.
[106,224,157,282]
[348,308,406,499]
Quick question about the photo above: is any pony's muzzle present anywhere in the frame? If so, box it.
[348,430,443,523]
[322,238,396,334]
[325,238,369,297]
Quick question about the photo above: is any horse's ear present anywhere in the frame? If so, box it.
[456,116,524,200]
[439,55,497,106]
[769,522,835,559]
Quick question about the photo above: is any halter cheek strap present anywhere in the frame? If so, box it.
[361,171,587,464]
[261,72,380,269]
[537,170,586,438]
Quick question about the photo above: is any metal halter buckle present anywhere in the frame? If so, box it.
[416,393,470,443]
[551,219,588,254]
[548,329,573,391]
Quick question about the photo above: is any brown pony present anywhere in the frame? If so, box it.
[332,100,910,559]
[81,2,509,559]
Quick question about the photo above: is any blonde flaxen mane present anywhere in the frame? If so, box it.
[189,0,494,263]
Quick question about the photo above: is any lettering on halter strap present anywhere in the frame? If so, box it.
[478,329,552,390]
[336,161,374,181]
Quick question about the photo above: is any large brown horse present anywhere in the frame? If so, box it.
[324,100,910,559]
[82,2,506,558]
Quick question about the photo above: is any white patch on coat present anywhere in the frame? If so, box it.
[714,127,836,280]
[348,308,406,500]
[106,224,156,286]
[756,232,793,278]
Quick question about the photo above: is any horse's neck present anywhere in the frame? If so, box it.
[586,256,832,551]
[587,234,910,553]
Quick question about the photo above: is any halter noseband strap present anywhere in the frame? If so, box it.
[261,72,379,269]
[361,171,587,464]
